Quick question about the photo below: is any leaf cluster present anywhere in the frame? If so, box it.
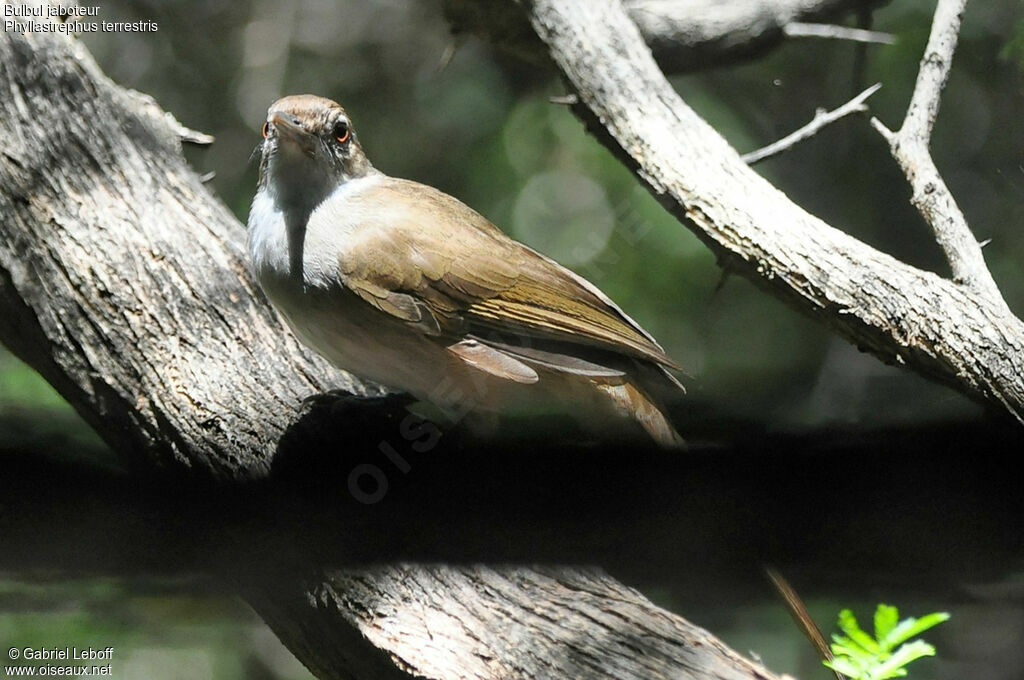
[824,605,949,680]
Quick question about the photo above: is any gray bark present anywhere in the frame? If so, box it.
[518,0,1024,422]
[871,0,1001,302]
[248,567,780,680]
[0,12,782,680]
[4,0,1017,677]
[444,0,890,72]
[0,28,371,477]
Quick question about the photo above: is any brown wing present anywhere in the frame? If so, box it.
[331,177,678,370]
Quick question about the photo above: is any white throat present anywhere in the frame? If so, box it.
[247,173,383,288]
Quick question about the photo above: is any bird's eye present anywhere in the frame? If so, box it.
[261,122,270,138]
[333,120,350,145]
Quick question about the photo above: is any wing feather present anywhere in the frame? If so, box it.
[447,339,539,384]
[330,177,678,371]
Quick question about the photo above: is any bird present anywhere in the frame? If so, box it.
[247,94,685,447]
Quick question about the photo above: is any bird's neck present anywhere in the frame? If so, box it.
[266,159,334,218]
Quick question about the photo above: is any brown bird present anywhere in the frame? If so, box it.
[247,94,684,446]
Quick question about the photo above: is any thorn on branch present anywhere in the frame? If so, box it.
[549,93,579,105]
[177,125,215,146]
[711,265,733,296]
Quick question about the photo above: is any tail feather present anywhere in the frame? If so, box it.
[598,382,685,449]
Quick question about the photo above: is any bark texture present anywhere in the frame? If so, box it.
[518,0,1024,422]
[871,0,1000,301]
[249,566,780,680]
[0,11,782,680]
[0,25,374,477]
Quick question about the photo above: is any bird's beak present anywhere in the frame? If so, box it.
[269,112,315,156]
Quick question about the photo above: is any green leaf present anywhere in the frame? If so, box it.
[838,609,880,654]
[831,639,874,663]
[826,606,950,680]
[883,612,950,648]
[824,657,864,678]
[872,640,937,679]
[873,604,899,649]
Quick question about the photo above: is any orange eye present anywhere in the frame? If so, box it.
[261,122,270,138]
[333,121,350,144]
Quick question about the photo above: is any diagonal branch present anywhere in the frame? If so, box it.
[518,0,1024,421]
[870,0,1003,303]
[742,82,881,165]
[249,566,783,680]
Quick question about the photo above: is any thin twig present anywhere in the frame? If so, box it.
[742,83,881,165]
[765,567,844,680]
[870,0,1005,305]
[784,22,896,45]
[549,93,579,105]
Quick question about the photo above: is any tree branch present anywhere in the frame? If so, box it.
[870,0,1003,303]
[5,415,1022,580]
[444,0,892,73]
[782,22,896,44]
[0,11,783,680]
[517,0,1024,422]
[625,0,890,71]
[742,82,881,165]
[249,566,782,680]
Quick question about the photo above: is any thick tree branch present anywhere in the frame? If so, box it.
[0,12,783,680]
[870,0,1003,303]
[444,0,891,73]
[249,566,780,680]
[6,416,1023,579]
[515,0,1024,423]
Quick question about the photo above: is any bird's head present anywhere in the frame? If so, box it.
[256,94,374,211]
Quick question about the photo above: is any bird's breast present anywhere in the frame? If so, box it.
[247,178,433,390]
[247,186,348,295]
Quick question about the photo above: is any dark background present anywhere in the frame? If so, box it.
[2,0,1024,678]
